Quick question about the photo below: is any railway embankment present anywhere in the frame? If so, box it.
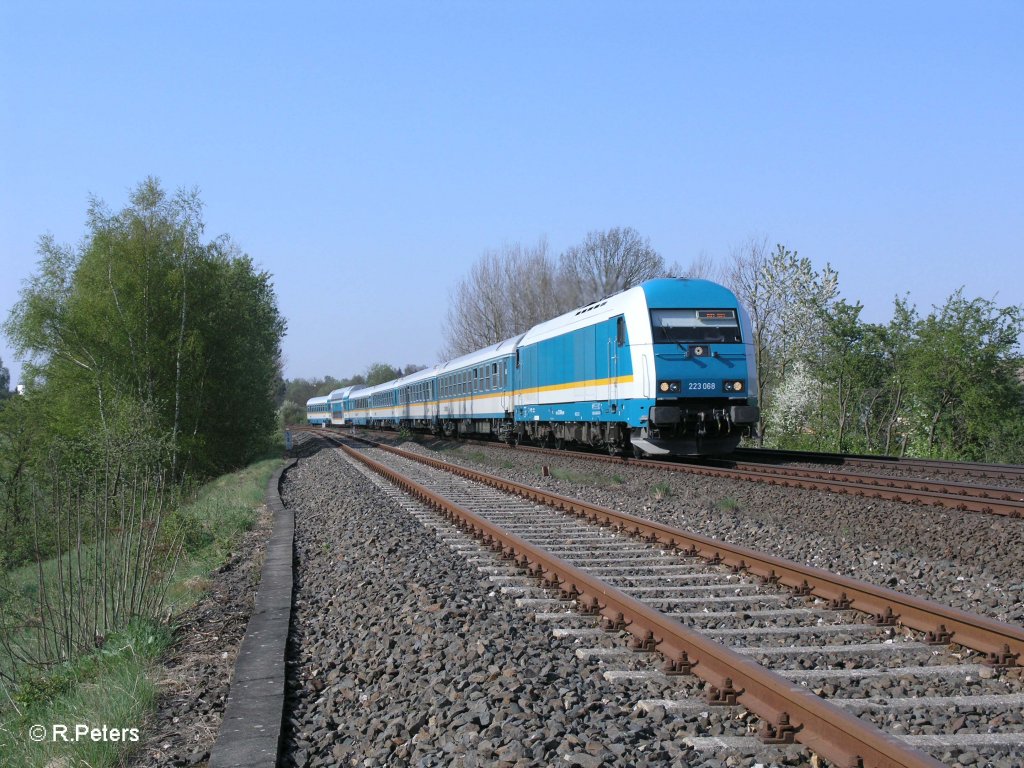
[127,449,303,768]
[129,509,275,767]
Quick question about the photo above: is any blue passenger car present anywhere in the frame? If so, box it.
[434,337,520,438]
[328,385,363,426]
[305,395,330,426]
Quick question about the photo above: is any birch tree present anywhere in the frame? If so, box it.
[4,178,285,475]
[726,239,838,445]
[0,356,10,401]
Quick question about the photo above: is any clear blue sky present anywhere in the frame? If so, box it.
[2,2,1021,387]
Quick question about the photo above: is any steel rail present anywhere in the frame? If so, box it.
[335,439,946,768]
[694,460,1024,513]
[661,461,1024,517]
[734,447,1024,481]
[413,432,1024,517]
[349,436,1024,666]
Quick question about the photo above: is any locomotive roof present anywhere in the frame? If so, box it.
[518,278,741,347]
[517,284,643,346]
[641,278,739,308]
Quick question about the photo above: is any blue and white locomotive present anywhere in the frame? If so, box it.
[309,278,759,456]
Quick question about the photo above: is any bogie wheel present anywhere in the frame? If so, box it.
[632,445,645,459]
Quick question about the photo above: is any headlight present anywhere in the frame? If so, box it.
[723,380,745,392]
[658,380,681,393]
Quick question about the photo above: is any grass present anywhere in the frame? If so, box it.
[450,448,490,463]
[650,482,673,501]
[0,621,169,768]
[436,444,517,470]
[716,496,741,512]
[163,457,281,612]
[0,455,283,768]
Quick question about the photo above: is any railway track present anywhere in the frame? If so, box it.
[301,426,1024,517]
[319,432,1024,768]
[734,447,1024,484]
[686,457,1024,518]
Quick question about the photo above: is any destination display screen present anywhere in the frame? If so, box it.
[651,309,742,344]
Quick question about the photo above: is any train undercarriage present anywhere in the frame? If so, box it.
[364,399,758,458]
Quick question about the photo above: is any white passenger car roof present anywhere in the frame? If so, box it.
[436,334,524,373]
[392,365,441,388]
[350,381,393,398]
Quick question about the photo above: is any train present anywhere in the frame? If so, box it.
[305,278,759,456]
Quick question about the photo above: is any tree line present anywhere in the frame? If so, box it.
[288,227,1024,464]
[3,178,286,478]
[723,239,1024,462]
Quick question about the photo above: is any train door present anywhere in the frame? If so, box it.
[512,346,533,419]
[500,358,511,415]
[430,379,439,426]
[607,315,625,411]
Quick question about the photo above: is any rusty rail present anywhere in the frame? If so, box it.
[406,430,1024,517]
[335,439,951,768]
[344,435,1024,665]
[734,447,1024,482]
[691,460,1024,517]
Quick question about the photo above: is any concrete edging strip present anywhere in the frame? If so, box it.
[209,458,297,768]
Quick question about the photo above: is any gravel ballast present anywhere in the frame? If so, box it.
[279,438,803,768]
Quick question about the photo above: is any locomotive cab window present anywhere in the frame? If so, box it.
[650,309,741,344]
